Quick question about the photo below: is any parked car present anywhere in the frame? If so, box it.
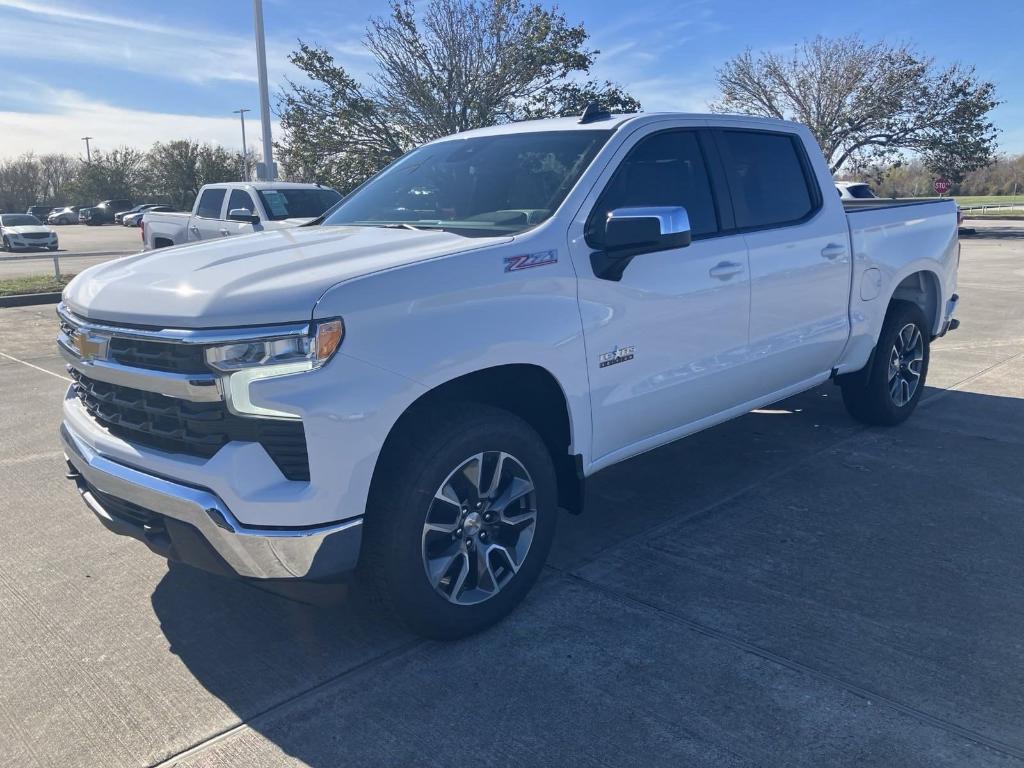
[59,110,960,639]
[141,182,341,250]
[1,213,58,251]
[115,203,160,225]
[836,181,879,200]
[123,205,175,227]
[27,205,53,219]
[48,206,82,225]
[79,199,133,226]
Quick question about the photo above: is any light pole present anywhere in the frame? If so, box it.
[233,108,251,180]
[81,136,93,163]
[252,0,275,180]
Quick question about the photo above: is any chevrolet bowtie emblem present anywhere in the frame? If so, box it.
[73,331,109,362]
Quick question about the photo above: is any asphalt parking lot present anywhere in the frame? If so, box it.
[1,220,1022,767]
[0,224,141,279]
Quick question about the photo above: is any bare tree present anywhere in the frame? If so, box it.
[278,0,638,192]
[712,36,999,179]
[38,153,80,203]
[0,154,44,210]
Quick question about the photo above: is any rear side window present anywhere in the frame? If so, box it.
[196,189,226,219]
[228,189,256,213]
[716,130,817,229]
[587,130,718,244]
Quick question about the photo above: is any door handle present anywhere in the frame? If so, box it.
[189,224,199,233]
[219,229,229,236]
[821,243,847,260]
[709,261,744,280]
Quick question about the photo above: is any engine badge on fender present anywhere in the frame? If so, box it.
[504,249,558,273]
[599,345,635,368]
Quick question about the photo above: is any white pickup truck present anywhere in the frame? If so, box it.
[141,181,341,250]
[58,109,959,638]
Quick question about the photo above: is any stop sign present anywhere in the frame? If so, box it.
[934,178,952,195]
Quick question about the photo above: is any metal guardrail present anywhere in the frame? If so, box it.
[957,202,1024,214]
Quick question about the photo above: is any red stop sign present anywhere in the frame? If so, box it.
[934,178,951,195]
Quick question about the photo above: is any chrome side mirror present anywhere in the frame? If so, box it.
[592,206,692,281]
[228,208,260,224]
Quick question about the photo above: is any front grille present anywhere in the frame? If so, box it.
[21,232,50,240]
[108,337,209,374]
[70,370,310,481]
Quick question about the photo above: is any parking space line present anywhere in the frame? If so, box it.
[0,351,71,383]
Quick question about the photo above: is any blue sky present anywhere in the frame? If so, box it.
[0,0,1021,161]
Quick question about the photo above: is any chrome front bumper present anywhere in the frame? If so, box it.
[61,422,362,580]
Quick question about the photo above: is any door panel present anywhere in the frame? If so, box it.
[568,125,753,462]
[191,188,227,241]
[714,128,851,391]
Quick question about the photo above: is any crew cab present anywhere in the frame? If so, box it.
[141,182,341,250]
[58,110,959,639]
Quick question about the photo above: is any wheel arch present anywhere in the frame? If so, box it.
[372,363,585,515]
[889,269,942,336]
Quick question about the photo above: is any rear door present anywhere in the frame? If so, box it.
[713,126,851,393]
[569,123,753,464]
[190,188,228,241]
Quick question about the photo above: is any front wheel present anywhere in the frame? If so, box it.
[359,403,557,639]
[840,300,930,426]
[1,237,9,252]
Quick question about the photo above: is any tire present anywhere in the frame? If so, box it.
[1,237,9,252]
[840,300,930,426]
[359,402,558,639]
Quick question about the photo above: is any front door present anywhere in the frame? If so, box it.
[569,125,753,465]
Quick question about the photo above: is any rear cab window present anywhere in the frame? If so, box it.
[196,189,226,219]
[715,129,820,230]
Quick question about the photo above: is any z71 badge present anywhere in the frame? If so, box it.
[599,345,635,368]
[504,249,558,272]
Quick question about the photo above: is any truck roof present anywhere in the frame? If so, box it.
[428,112,806,143]
[200,181,333,191]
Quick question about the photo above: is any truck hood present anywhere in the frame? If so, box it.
[64,225,510,328]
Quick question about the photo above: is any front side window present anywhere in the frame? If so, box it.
[716,130,817,229]
[196,189,226,219]
[228,189,256,214]
[587,130,718,245]
[322,130,610,237]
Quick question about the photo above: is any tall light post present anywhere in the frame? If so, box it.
[81,136,93,163]
[233,108,251,180]
[252,0,275,180]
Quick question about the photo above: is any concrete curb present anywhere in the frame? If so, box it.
[0,292,63,308]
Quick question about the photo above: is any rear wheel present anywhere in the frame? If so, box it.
[359,403,557,639]
[840,301,930,426]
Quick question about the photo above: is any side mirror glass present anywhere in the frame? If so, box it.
[228,208,260,224]
[592,206,692,281]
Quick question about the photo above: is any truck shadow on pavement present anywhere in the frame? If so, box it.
[150,383,1024,767]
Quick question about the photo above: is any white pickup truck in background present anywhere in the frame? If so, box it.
[141,181,341,250]
[60,109,959,639]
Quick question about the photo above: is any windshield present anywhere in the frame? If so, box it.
[1,214,41,226]
[322,130,610,236]
[847,184,877,199]
[257,188,342,221]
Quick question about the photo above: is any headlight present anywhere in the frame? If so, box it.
[205,318,344,418]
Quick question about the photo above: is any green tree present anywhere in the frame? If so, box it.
[68,147,146,204]
[146,140,243,209]
[713,35,999,179]
[277,0,639,192]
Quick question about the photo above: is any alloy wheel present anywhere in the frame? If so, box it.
[888,322,924,407]
[421,451,537,606]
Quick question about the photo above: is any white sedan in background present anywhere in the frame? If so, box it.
[0,213,59,251]
[124,205,176,227]
[836,181,879,200]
